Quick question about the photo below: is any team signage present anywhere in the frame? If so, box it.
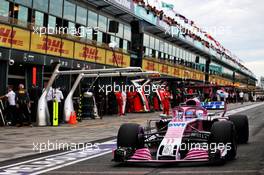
[0,24,30,50]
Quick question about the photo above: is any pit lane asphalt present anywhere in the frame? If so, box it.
[1,103,264,175]
[41,103,264,175]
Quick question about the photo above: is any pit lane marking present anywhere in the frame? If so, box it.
[0,102,263,175]
[159,170,259,174]
[0,140,116,175]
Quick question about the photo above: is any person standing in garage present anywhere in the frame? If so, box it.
[0,86,16,126]
[16,84,31,126]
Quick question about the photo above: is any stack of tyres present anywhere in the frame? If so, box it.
[75,95,82,122]
[81,94,95,119]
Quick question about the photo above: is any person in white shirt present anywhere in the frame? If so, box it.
[46,87,54,102]
[239,91,244,104]
[54,88,64,103]
[0,86,17,126]
[224,91,229,103]
[54,87,64,123]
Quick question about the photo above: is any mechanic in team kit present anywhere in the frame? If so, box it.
[162,86,173,116]
[16,84,31,126]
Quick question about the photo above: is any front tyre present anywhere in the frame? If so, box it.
[117,123,145,149]
[114,123,144,162]
[209,121,237,165]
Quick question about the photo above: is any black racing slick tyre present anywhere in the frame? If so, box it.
[229,115,249,144]
[117,123,144,149]
[209,121,237,164]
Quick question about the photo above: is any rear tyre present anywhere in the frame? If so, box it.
[229,115,249,144]
[209,121,237,165]
[117,123,144,149]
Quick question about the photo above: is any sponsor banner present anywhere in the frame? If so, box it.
[106,50,124,67]
[30,32,46,54]
[0,24,12,48]
[12,27,30,51]
[74,42,86,60]
[167,66,172,76]
[179,68,184,78]
[183,70,189,79]
[159,64,169,75]
[46,36,63,57]
[0,24,27,49]
[108,0,134,12]
[122,54,130,67]
[96,47,106,64]
[84,45,98,62]
[171,67,180,78]
[192,71,197,80]
[61,39,74,58]
[142,59,158,71]
[134,4,157,25]
[74,43,98,63]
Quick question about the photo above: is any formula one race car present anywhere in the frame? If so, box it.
[113,99,249,165]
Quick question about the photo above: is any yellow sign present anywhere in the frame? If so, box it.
[61,39,74,58]
[96,48,106,64]
[159,64,169,75]
[0,24,12,48]
[142,59,158,71]
[171,67,180,78]
[46,36,62,56]
[74,42,86,60]
[84,45,97,62]
[106,50,124,67]
[168,66,173,76]
[11,27,30,51]
[122,54,130,67]
[0,24,131,67]
[30,32,46,54]
[74,43,98,62]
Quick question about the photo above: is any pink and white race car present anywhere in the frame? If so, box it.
[113,99,249,165]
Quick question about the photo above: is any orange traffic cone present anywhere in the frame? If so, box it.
[73,112,77,124]
[68,112,77,125]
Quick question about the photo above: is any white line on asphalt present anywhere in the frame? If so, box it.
[0,149,79,169]
[45,171,150,174]
[31,150,113,175]
[159,170,258,174]
[0,102,263,175]
[226,102,264,116]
